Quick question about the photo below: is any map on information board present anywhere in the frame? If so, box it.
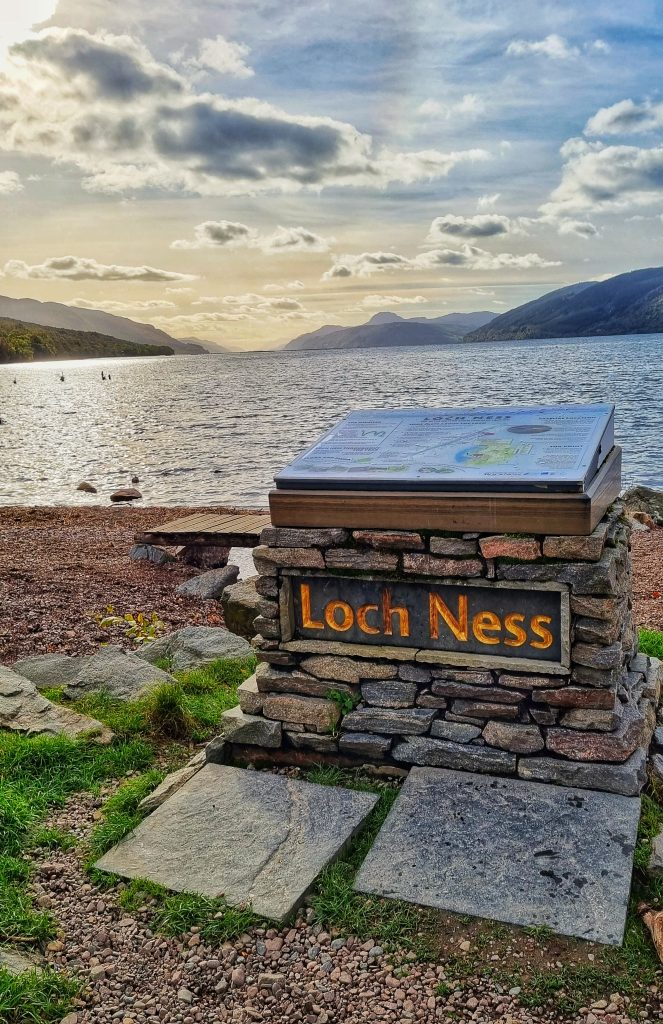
[275,404,615,493]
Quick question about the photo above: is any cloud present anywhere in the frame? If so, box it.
[172,221,331,253]
[585,99,663,137]
[361,294,427,307]
[153,290,325,333]
[171,220,252,249]
[506,34,579,60]
[555,219,599,238]
[180,35,253,78]
[426,213,521,240]
[262,280,305,292]
[0,170,22,194]
[0,27,489,197]
[4,255,196,281]
[542,140,663,215]
[323,245,559,279]
[70,298,177,311]
[417,94,485,120]
[477,193,500,209]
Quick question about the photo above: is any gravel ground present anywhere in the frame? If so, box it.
[631,527,663,630]
[32,792,659,1024]
[0,505,257,664]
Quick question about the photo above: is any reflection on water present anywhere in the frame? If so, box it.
[0,334,661,506]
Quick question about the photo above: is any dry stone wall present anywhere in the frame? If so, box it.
[211,503,660,796]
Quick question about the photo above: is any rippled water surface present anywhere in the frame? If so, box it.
[0,334,661,506]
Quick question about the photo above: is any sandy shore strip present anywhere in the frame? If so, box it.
[0,505,661,665]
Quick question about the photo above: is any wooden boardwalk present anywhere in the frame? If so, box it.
[135,510,270,548]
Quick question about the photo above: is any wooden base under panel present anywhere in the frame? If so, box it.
[269,447,622,537]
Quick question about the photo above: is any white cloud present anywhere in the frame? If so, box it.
[4,255,196,281]
[417,93,485,120]
[323,245,559,279]
[506,34,579,60]
[0,27,490,197]
[0,170,22,194]
[477,193,500,209]
[181,35,253,78]
[262,280,305,292]
[426,213,523,240]
[172,221,331,253]
[70,298,177,311]
[361,294,427,307]
[555,218,599,238]
[542,140,663,215]
[585,99,663,137]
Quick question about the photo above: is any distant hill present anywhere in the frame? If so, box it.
[0,294,207,354]
[466,267,663,342]
[0,317,173,363]
[284,310,496,351]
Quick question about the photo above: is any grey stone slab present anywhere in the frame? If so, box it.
[95,764,377,922]
[138,626,253,671]
[354,767,640,945]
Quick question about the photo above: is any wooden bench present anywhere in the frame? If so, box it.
[135,511,271,566]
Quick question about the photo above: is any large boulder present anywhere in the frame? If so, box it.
[110,487,142,502]
[15,647,176,701]
[137,626,253,672]
[176,564,239,600]
[0,665,113,741]
[221,578,261,638]
[622,485,663,525]
[130,544,175,565]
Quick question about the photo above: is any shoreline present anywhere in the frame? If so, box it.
[0,504,662,664]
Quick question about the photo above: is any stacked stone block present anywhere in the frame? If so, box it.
[209,504,660,796]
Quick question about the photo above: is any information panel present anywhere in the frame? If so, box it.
[275,404,615,493]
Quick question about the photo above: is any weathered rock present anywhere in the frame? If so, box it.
[283,638,415,661]
[402,553,482,577]
[392,737,516,773]
[649,832,663,876]
[137,626,253,671]
[621,484,663,524]
[430,720,481,743]
[180,544,230,568]
[16,647,176,701]
[571,642,623,671]
[221,579,261,639]
[479,536,541,560]
[254,575,278,599]
[431,681,522,703]
[654,726,663,750]
[574,616,622,645]
[357,661,399,680]
[253,545,324,574]
[517,749,647,796]
[353,530,424,550]
[262,694,340,733]
[361,680,416,708]
[429,537,478,556]
[498,672,566,690]
[572,663,623,688]
[0,947,43,975]
[214,706,282,748]
[536,686,616,709]
[110,487,142,502]
[342,707,435,735]
[530,708,559,725]
[646,658,663,703]
[260,527,349,547]
[559,708,618,731]
[451,699,520,719]
[95,763,378,921]
[76,480,97,494]
[432,668,494,686]
[325,549,398,572]
[542,524,608,562]
[300,655,361,685]
[285,731,338,753]
[483,721,544,753]
[253,615,280,640]
[0,665,113,741]
[256,662,353,699]
[355,766,641,944]
[338,732,392,758]
[176,564,240,600]
[652,753,663,784]
[546,700,650,762]
[498,551,620,594]
[237,674,264,714]
[138,758,205,815]
[570,595,626,621]
[398,664,431,684]
[129,543,174,565]
[416,690,448,708]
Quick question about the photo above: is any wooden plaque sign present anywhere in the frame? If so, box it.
[285,574,570,672]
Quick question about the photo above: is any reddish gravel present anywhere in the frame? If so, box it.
[631,527,663,630]
[0,505,258,664]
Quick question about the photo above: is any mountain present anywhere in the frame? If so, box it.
[466,268,663,342]
[0,294,207,354]
[0,317,173,363]
[176,336,232,353]
[284,310,496,351]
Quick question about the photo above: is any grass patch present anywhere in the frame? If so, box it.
[0,967,80,1024]
[639,627,663,660]
[116,878,260,942]
[86,768,164,865]
[60,655,255,742]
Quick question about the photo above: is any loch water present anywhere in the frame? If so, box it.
[0,333,661,506]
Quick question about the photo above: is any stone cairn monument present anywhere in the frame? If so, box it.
[209,405,660,797]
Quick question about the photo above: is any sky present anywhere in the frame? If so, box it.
[1,1,663,350]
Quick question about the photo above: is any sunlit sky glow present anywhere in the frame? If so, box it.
[1,1,662,349]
